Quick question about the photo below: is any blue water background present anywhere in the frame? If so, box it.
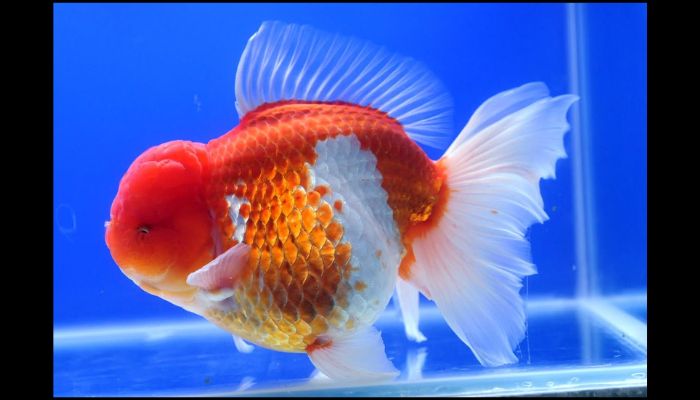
[54,3,646,327]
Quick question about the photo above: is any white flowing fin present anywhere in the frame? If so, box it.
[235,21,453,149]
[407,83,578,367]
[306,326,399,382]
[232,334,255,353]
[393,278,427,343]
[445,82,551,155]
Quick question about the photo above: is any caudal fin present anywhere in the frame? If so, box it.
[405,82,578,366]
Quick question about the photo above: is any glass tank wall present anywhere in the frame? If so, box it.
[54,3,647,396]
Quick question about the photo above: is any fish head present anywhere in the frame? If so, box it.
[105,140,215,303]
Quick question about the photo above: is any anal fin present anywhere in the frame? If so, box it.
[306,326,399,382]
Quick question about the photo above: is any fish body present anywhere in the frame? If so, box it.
[105,21,577,380]
[202,100,442,352]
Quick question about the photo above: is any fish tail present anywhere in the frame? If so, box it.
[402,83,578,366]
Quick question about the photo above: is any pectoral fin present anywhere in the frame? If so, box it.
[186,242,251,291]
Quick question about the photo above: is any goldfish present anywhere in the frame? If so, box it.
[105,21,578,381]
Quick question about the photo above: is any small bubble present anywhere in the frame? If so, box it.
[522,381,533,388]
[569,377,579,384]
[572,264,577,271]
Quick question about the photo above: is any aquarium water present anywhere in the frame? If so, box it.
[54,3,646,396]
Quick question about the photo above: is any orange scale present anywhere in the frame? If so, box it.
[270,245,284,269]
[277,215,290,243]
[260,208,272,225]
[317,203,334,227]
[313,185,330,197]
[279,262,294,288]
[280,192,294,216]
[247,244,261,262]
[271,330,289,344]
[265,220,278,247]
[289,151,306,169]
[307,247,324,281]
[289,132,307,149]
[302,147,317,163]
[239,203,251,220]
[309,225,326,248]
[314,292,335,317]
[302,335,317,346]
[252,183,264,204]
[263,319,278,335]
[302,265,319,287]
[262,162,277,181]
[325,220,344,243]
[293,187,307,209]
[259,249,272,273]
[250,209,261,224]
[270,201,282,221]
[244,183,258,201]
[282,302,300,322]
[243,221,257,244]
[320,240,336,268]
[335,242,352,267]
[264,267,279,292]
[295,230,312,258]
[272,171,286,193]
[287,281,303,306]
[268,303,283,323]
[310,315,330,336]
[285,170,301,188]
[276,156,289,174]
[291,256,309,283]
[283,238,299,264]
[327,307,348,327]
[301,207,316,232]
[253,227,266,248]
[299,299,316,323]
[276,319,296,339]
[335,286,351,309]
[287,209,302,238]
[322,267,341,292]
[222,219,234,239]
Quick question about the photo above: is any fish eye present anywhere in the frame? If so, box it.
[137,225,151,235]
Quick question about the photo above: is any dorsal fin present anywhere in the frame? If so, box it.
[235,21,453,149]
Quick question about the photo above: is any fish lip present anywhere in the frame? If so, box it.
[120,265,170,286]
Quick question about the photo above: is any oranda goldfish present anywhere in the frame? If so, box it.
[105,21,578,381]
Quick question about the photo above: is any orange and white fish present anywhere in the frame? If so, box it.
[105,21,577,381]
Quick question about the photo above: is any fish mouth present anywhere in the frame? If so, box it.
[120,265,170,286]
